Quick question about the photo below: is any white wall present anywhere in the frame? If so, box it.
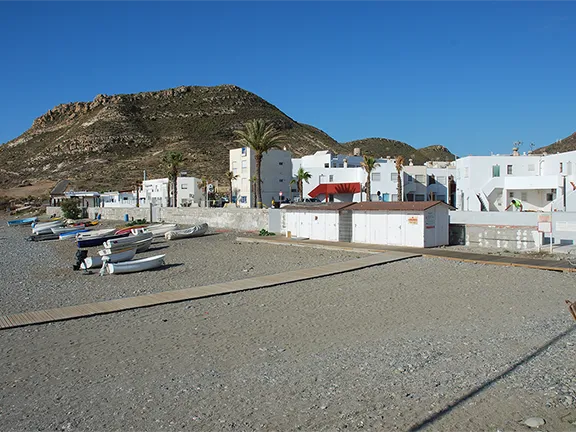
[285,210,340,241]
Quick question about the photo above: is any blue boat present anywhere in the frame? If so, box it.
[7,217,38,226]
[77,232,129,248]
[59,229,91,240]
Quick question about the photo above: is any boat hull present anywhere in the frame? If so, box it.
[59,229,91,240]
[107,254,166,274]
[131,224,178,238]
[165,223,208,240]
[77,233,129,248]
[7,217,38,226]
[103,232,153,249]
[81,247,137,269]
[51,225,85,235]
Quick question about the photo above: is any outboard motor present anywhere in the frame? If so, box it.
[73,250,88,271]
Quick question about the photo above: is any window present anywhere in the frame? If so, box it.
[509,192,514,198]
[428,175,436,185]
[329,175,334,182]
[391,173,397,182]
[415,175,426,183]
[560,162,563,173]
[507,165,513,175]
[240,196,247,203]
[406,175,413,183]
[279,162,283,166]
[521,192,527,201]
[464,167,469,178]
[371,172,381,181]
[391,194,398,201]
[279,179,284,183]
[241,160,247,172]
[406,192,415,202]
[492,165,500,177]
[328,194,334,202]
[415,194,425,201]
[241,147,247,156]
[528,164,535,172]
[437,176,447,185]
[324,163,329,168]
[181,184,188,189]
[546,193,554,201]
[233,168,238,175]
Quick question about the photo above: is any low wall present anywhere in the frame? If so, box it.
[449,211,538,227]
[450,224,541,250]
[48,206,270,231]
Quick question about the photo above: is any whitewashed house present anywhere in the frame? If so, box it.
[101,190,138,208]
[140,176,202,207]
[230,147,292,207]
[455,149,576,212]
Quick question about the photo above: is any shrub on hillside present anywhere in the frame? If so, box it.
[60,198,81,219]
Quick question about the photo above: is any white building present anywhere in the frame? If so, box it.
[101,190,138,208]
[140,176,202,207]
[292,151,455,204]
[230,147,293,207]
[455,149,576,212]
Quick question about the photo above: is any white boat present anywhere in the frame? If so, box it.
[165,223,208,240]
[103,232,153,249]
[31,218,62,228]
[80,247,137,269]
[131,224,178,238]
[106,254,166,274]
[59,229,91,240]
[76,228,116,239]
[32,219,65,234]
[99,236,153,255]
[51,225,85,235]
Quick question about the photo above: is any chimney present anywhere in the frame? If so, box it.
[143,170,147,181]
[353,148,361,156]
[343,158,348,168]
[409,158,414,166]
[512,147,519,156]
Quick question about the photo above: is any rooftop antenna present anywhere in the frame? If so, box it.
[530,142,535,152]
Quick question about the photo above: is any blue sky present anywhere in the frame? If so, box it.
[0,2,574,157]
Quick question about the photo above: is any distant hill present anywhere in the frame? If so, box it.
[0,85,455,193]
[534,132,576,155]
[343,138,455,165]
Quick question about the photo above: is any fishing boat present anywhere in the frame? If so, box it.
[106,254,166,274]
[7,217,38,226]
[26,233,60,242]
[80,247,137,269]
[103,232,153,249]
[131,223,178,238]
[31,217,63,228]
[165,223,208,240]
[76,228,116,239]
[99,236,153,255]
[115,224,148,235]
[32,219,65,234]
[51,225,85,235]
[77,232,129,248]
[59,229,91,240]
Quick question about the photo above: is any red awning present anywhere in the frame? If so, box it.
[308,182,361,199]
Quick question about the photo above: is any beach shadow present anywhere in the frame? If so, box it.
[408,323,576,431]
[147,245,170,252]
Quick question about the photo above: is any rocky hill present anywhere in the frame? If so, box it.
[534,132,576,155]
[0,85,454,193]
[342,139,455,165]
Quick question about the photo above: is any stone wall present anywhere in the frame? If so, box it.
[450,224,542,250]
[46,206,269,232]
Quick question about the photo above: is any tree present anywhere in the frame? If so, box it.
[162,152,185,207]
[360,155,380,201]
[60,198,81,219]
[249,175,262,208]
[395,155,405,201]
[294,167,312,201]
[234,119,285,208]
[225,171,239,204]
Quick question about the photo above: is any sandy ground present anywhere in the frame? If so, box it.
[0,219,575,431]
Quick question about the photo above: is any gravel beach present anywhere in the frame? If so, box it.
[1,218,575,431]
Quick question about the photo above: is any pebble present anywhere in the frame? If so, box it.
[523,417,545,428]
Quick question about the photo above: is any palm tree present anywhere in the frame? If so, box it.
[234,119,285,208]
[294,167,312,201]
[249,175,262,208]
[360,155,380,201]
[395,155,405,201]
[162,152,185,207]
[225,171,239,204]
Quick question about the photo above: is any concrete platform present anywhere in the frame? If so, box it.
[0,251,418,331]
[237,237,576,273]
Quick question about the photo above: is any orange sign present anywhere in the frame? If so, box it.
[408,216,418,225]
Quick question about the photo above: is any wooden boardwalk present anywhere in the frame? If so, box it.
[0,251,418,331]
[238,237,576,273]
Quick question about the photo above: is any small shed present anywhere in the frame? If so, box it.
[283,203,354,241]
[349,201,452,248]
